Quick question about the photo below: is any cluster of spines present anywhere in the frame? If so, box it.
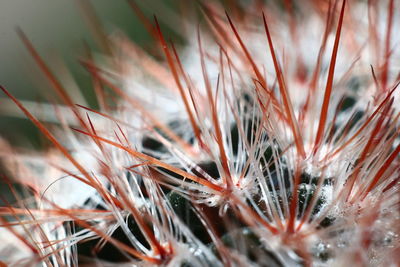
[0,0,399,266]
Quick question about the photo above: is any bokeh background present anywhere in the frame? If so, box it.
[0,0,173,148]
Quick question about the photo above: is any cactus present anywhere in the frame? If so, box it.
[0,0,399,266]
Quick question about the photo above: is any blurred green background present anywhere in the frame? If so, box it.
[0,0,167,148]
